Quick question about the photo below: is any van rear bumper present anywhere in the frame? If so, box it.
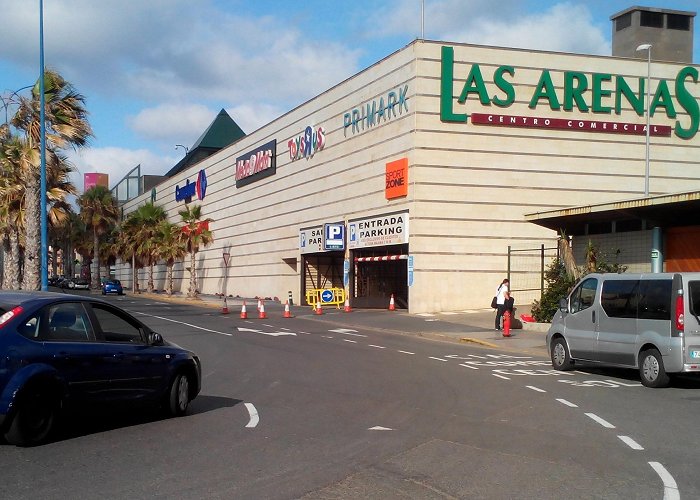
[681,363,700,372]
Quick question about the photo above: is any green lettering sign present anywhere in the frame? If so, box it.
[591,73,612,113]
[563,71,589,112]
[493,66,515,107]
[614,76,644,115]
[458,64,490,105]
[529,70,560,110]
[650,80,676,118]
[440,46,467,122]
[675,66,699,139]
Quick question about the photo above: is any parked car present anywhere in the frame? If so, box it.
[102,279,124,296]
[547,272,700,388]
[61,277,89,290]
[0,291,201,446]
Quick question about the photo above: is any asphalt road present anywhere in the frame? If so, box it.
[1,292,699,499]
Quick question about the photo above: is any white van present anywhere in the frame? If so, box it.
[546,272,700,387]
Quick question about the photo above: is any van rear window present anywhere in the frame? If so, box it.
[638,280,672,321]
[688,281,700,317]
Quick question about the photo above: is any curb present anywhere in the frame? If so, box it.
[459,337,499,348]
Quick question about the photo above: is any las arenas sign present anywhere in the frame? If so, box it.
[439,46,699,140]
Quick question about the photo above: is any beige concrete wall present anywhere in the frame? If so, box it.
[117,39,699,314]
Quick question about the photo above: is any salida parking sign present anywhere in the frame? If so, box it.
[323,223,345,251]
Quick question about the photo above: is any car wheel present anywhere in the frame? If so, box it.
[639,348,670,388]
[551,337,573,371]
[4,388,58,446]
[166,373,190,417]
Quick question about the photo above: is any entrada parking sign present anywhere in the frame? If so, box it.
[324,223,345,251]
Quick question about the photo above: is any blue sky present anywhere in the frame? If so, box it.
[1,0,698,191]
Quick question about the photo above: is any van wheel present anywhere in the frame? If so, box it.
[4,388,57,446]
[639,348,670,388]
[551,337,573,371]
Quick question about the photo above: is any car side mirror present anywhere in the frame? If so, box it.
[559,298,568,313]
[149,332,164,345]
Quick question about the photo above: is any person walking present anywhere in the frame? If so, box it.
[494,278,510,331]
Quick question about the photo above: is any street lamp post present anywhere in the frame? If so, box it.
[39,0,49,291]
[636,43,652,197]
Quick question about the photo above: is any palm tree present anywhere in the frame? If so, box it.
[0,137,35,289]
[155,220,187,295]
[8,70,91,289]
[78,185,118,289]
[178,204,214,298]
[129,203,166,293]
[118,215,143,293]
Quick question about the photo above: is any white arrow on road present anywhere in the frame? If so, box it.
[329,328,367,337]
[237,327,297,337]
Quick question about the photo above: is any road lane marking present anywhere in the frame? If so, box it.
[618,435,644,450]
[244,403,259,428]
[342,339,357,343]
[492,374,510,380]
[585,413,615,429]
[368,426,393,431]
[556,398,578,407]
[368,345,386,349]
[648,462,680,500]
[526,385,546,393]
[237,327,296,337]
[398,350,415,355]
[459,363,479,370]
[329,328,366,337]
[429,356,448,362]
[133,312,233,336]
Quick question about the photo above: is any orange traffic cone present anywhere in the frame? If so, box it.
[343,298,352,313]
[257,299,262,312]
[240,301,248,319]
[222,296,229,314]
[258,300,267,319]
[283,300,293,318]
[389,294,396,311]
[315,300,323,315]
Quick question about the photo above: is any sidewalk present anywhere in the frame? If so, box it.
[129,292,550,357]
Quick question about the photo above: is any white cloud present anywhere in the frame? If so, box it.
[443,3,610,55]
[226,103,287,136]
[128,103,216,144]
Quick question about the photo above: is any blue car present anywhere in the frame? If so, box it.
[102,279,124,295]
[0,291,201,446]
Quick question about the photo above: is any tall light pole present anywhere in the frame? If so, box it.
[40,0,48,290]
[636,43,652,197]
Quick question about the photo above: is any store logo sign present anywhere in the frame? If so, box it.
[235,139,277,188]
[385,158,408,199]
[343,85,409,137]
[439,45,699,140]
[289,126,325,161]
[175,169,207,203]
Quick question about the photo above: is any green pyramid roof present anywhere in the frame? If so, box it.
[191,108,245,150]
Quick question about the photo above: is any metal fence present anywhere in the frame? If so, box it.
[507,244,559,305]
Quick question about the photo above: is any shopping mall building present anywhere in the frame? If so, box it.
[116,6,699,313]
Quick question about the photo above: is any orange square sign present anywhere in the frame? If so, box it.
[385,158,408,199]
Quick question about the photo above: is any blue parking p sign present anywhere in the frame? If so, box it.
[324,223,345,251]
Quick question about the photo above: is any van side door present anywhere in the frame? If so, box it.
[597,279,640,366]
[564,277,599,360]
[637,279,673,359]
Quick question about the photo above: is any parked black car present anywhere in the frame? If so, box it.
[0,291,201,446]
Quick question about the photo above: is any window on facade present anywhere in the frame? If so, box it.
[616,13,632,31]
[601,280,639,318]
[587,221,612,235]
[615,219,643,233]
[571,278,598,313]
[638,279,672,320]
[640,11,664,28]
[667,14,690,31]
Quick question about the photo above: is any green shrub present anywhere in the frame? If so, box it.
[531,257,576,323]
